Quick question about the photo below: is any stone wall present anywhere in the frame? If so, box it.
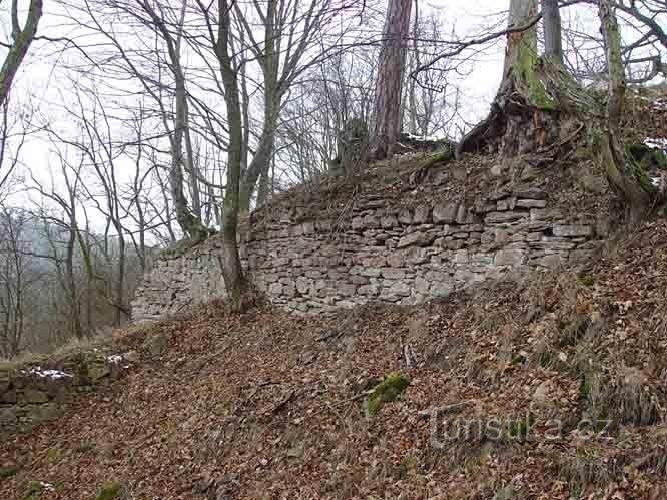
[132,178,610,320]
[0,352,131,439]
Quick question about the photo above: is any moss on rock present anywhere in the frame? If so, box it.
[364,372,410,416]
[0,466,17,478]
[95,481,122,500]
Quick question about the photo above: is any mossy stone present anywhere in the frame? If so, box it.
[95,481,122,500]
[364,372,410,416]
[0,466,18,478]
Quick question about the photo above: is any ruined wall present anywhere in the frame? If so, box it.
[0,353,131,438]
[132,173,611,320]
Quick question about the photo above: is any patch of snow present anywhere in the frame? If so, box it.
[23,366,73,380]
[403,132,447,142]
[644,137,667,151]
[652,98,667,111]
[40,482,55,492]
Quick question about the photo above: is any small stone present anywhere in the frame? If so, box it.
[485,211,527,224]
[552,224,593,238]
[123,350,140,363]
[358,284,380,296]
[413,205,431,224]
[381,215,398,228]
[513,187,547,199]
[430,282,453,297]
[21,388,50,404]
[433,203,458,224]
[490,164,504,177]
[494,249,527,266]
[359,268,382,278]
[382,269,407,280]
[397,231,435,248]
[516,199,547,209]
[398,208,412,225]
[531,254,567,269]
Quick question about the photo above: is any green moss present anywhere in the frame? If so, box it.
[578,276,594,287]
[0,466,18,478]
[515,39,557,110]
[95,481,122,500]
[23,481,44,500]
[418,147,453,170]
[45,447,60,462]
[75,441,97,454]
[364,372,410,416]
[624,143,664,194]
[579,377,591,400]
[632,159,656,193]
[628,143,667,170]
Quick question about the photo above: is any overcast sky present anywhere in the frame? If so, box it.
[2,0,665,226]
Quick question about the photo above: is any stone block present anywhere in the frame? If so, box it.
[415,277,430,293]
[397,231,435,248]
[552,224,593,238]
[360,268,382,278]
[433,203,458,224]
[413,205,431,224]
[531,254,567,269]
[530,208,564,221]
[516,199,547,209]
[381,215,398,228]
[383,281,412,298]
[398,208,412,225]
[513,187,547,199]
[430,282,453,297]
[382,268,407,280]
[0,407,17,427]
[338,284,357,297]
[358,284,380,296]
[494,249,527,266]
[20,388,50,404]
[486,211,527,224]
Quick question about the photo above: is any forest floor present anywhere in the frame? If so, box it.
[2,217,667,500]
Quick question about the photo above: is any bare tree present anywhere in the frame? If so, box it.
[0,207,32,357]
[369,0,413,160]
[207,0,245,311]
[543,0,564,63]
[598,0,653,218]
[0,0,43,107]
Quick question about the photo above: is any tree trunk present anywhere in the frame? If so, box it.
[239,97,278,213]
[598,0,654,218]
[369,0,413,160]
[216,0,246,312]
[458,0,575,160]
[171,64,208,241]
[458,0,658,218]
[0,0,43,107]
[542,0,563,63]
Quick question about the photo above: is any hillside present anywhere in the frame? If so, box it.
[2,215,667,499]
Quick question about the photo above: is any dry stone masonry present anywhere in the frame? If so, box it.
[132,181,610,320]
[0,353,131,438]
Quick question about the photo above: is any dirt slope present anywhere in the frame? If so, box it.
[2,219,667,500]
